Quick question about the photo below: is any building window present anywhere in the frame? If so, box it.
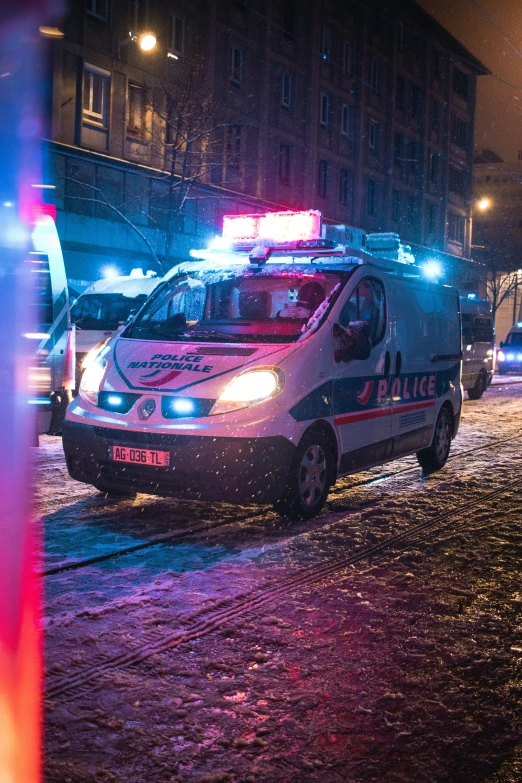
[318,160,328,198]
[453,67,469,101]
[427,203,436,234]
[170,15,184,56]
[429,152,439,184]
[394,132,403,166]
[83,63,110,127]
[392,189,401,222]
[410,83,421,117]
[343,41,353,75]
[397,21,406,52]
[86,0,107,22]
[127,83,146,134]
[279,143,290,184]
[449,165,466,196]
[407,196,415,225]
[408,139,417,173]
[282,0,296,40]
[339,168,353,204]
[367,179,377,214]
[451,115,468,150]
[319,92,330,127]
[226,125,241,168]
[431,100,440,132]
[281,73,293,110]
[432,49,442,80]
[370,59,380,94]
[448,212,465,244]
[395,76,405,109]
[230,46,243,86]
[368,120,379,154]
[321,26,331,62]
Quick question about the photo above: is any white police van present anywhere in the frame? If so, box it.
[63,210,462,520]
[71,269,162,379]
[460,295,494,398]
[497,323,522,374]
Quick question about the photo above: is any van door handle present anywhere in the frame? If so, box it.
[395,351,402,376]
[384,350,390,377]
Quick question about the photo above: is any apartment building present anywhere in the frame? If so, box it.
[45,0,488,280]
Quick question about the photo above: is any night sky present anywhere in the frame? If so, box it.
[419,0,522,161]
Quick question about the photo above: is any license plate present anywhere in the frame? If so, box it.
[109,445,170,467]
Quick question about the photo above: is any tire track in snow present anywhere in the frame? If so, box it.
[45,474,522,702]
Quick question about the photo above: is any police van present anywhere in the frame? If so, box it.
[71,269,162,378]
[497,323,522,374]
[62,210,462,520]
[459,295,494,398]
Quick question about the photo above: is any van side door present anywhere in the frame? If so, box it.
[332,273,393,474]
[390,280,460,455]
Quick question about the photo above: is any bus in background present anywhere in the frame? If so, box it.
[29,214,74,434]
[71,269,163,377]
[460,295,494,399]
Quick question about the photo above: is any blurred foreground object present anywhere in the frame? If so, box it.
[0,1,62,781]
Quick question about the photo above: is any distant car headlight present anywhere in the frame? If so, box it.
[211,367,284,415]
[79,357,107,405]
[497,350,505,362]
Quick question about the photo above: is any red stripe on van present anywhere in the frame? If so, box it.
[334,399,435,426]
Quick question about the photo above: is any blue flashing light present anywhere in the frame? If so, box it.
[421,260,443,281]
[171,398,195,416]
[107,394,123,407]
[467,293,476,299]
[517,322,522,328]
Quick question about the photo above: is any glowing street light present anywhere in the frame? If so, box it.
[477,197,491,211]
[138,32,157,51]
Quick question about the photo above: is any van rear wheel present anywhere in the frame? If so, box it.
[273,430,334,521]
[416,407,452,473]
[467,370,487,400]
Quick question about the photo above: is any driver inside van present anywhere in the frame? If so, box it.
[278,281,325,319]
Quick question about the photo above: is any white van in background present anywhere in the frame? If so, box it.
[30,215,73,434]
[459,295,494,399]
[71,269,163,376]
[63,210,463,520]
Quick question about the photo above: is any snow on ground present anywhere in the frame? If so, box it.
[41,381,522,782]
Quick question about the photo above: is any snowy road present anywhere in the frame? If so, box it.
[42,379,522,783]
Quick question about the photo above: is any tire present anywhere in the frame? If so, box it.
[467,370,487,400]
[273,430,335,521]
[94,483,136,498]
[416,407,452,473]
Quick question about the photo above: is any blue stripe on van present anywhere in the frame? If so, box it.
[290,363,460,423]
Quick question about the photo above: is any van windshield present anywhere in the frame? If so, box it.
[505,332,522,346]
[71,293,148,331]
[126,265,347,344]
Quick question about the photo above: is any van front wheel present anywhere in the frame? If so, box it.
[273,431,334,521]
[467,370,487,400]
[416,407,452,473]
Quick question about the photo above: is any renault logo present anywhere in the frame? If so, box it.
[138,398,156,419]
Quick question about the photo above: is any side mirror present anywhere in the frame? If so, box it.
[124,309,138,325]
[499,341,504,348]
[333,321,372,363]
[165,312,187,331]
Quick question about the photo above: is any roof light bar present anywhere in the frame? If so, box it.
[223,210,322,244]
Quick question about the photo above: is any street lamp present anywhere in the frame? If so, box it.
[477,197,491,212]
[118,30,158,58]
[470,196,492,256]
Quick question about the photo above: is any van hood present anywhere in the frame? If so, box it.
[108,337,298,397]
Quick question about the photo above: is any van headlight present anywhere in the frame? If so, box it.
[79,357,107,405]
[211,367,284,415]
[81,343,105,370]
[497,350,505,362]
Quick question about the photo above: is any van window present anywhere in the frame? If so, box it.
[505,331,522,347]
[128,265,347,344]
[30,254,53,327]
[473,316,493,343]
[338,278,386,347]
[461,312,474,344]
[71,293,148,330]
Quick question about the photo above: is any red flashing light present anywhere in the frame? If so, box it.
[31,203,56,223]
[223,210,322,243]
